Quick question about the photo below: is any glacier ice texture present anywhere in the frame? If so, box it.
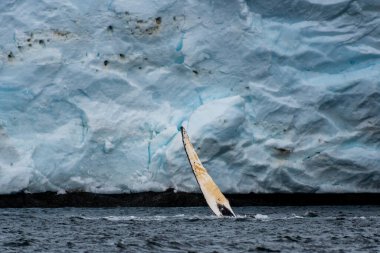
[0,0,379,194]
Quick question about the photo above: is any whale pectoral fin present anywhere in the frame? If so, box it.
[181,126,236,217]
[217,203,235,217]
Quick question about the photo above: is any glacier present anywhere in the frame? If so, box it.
[0,0,379,194]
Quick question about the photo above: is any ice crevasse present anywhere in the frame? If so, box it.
[0,0,379,194]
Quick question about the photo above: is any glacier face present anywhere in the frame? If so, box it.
[0,0,379,194]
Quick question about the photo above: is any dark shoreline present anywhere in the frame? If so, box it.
[1,189,380,208]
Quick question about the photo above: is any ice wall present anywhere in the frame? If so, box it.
[0,0,379,194]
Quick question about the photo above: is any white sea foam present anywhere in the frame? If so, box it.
[254,214,270,220]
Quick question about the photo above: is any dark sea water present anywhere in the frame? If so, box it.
[0,206,379,252]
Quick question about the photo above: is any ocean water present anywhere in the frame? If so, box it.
[0,206,379,252]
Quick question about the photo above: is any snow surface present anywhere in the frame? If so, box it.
[0,0,379,194]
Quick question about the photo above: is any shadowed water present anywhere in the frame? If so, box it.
[0,206,379,252]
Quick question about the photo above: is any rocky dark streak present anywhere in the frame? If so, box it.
[0,189,379,208]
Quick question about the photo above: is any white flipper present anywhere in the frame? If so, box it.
[181,127,235,217]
